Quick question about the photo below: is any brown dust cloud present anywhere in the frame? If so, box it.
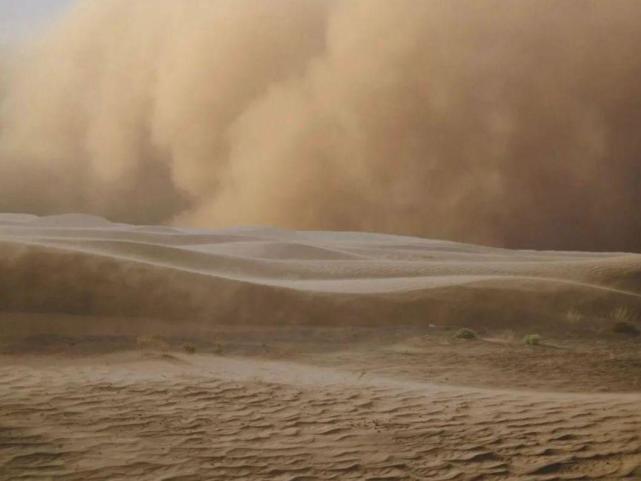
[1,0,641,251]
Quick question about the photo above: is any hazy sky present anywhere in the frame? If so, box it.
[0,0,72,44]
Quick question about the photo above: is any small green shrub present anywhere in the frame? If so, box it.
[523,334,542,346]
[454,328,478,340]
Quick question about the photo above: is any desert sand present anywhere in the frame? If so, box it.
[1,213,641,480]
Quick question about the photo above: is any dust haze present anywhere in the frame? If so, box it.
[1,0,641,251]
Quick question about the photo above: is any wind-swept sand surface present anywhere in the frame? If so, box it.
[1,214,641,480]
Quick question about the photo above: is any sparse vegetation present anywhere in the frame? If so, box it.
[607,307,640,337]
[612,321,640,337]
[454,328,478,340]
[523,334,542,346]
[565,309,584,325]
[610,306,637,324]
[183,344,197,354]
[136,335,170,351]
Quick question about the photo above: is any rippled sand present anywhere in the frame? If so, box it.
[2,346,641,481]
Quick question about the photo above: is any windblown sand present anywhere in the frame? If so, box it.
[1,214,641,480]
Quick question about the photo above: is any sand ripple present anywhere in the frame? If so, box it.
[1,356,640,481]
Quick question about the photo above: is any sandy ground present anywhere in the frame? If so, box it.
[1,214,641,480]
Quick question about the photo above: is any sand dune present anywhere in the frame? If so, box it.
[2,214,641,332]
[2,214,641,480]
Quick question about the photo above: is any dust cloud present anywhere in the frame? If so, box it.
[1,0,641,251]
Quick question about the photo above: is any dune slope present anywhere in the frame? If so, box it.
[2,214,641,334]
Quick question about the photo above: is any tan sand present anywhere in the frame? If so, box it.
[1,214,641,480]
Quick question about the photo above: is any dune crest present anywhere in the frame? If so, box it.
[2,215,641,334]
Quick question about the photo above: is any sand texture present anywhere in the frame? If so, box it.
[1,214,641,480]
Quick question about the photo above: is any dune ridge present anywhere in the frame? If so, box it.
[2,214,641,334]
